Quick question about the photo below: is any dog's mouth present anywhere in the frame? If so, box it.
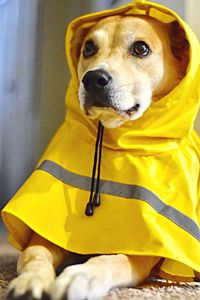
[82,101,144,128]
[85,103,140,119]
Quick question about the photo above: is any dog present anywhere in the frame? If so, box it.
[6,14,189,300]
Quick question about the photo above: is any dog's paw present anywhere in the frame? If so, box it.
[6,289,50,300]
[50,264,111,300]
[5,273,51,300]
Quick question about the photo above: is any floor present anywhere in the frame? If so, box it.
[1,230,200,300]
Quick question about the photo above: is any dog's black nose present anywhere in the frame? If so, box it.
[82,70,112,93]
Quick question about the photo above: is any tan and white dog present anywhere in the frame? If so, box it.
[6,15,188,300]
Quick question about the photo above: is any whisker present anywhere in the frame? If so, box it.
[110,83,134,89]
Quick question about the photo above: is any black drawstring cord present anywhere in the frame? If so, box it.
[93,123,104,207]
[85,122,104,216]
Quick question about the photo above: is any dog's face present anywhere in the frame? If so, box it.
[77,16,188,128]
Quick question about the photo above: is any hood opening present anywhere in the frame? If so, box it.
[65,1,200,141]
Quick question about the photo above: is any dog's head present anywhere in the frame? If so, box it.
[77,16,189,128]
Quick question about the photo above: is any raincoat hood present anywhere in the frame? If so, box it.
[66,0,200,149]
[2,1,200,281]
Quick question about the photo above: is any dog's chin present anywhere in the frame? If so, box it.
[84,107,144,128]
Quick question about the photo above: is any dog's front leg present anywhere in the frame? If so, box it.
[6,233,66,300]
[51,254,160,300]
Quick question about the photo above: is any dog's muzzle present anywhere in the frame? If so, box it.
[81,69,141,116]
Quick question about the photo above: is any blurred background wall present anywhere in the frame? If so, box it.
[0,0,199,209]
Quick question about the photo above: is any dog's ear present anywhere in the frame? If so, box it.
[70,27,92,69]
[70,21,97,71]
[169,21,189,70]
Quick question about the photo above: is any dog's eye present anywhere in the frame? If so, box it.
[83,41,97,58]
[130,41,150,58]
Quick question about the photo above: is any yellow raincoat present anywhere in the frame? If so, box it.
[2,1,200,281]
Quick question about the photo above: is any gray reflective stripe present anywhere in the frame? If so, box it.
[38,160,200,242]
